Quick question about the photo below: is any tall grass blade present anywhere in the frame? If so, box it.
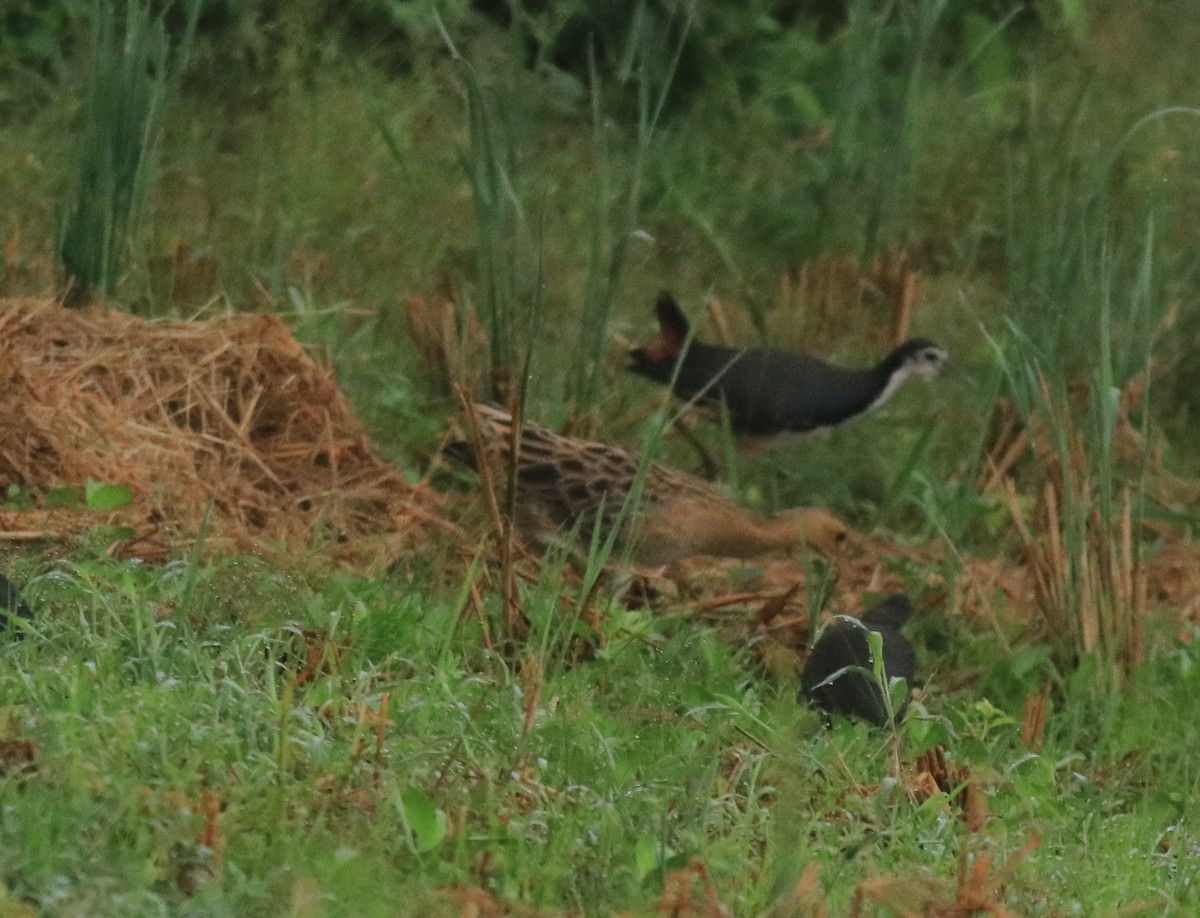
[57,0,200,308]
[567,2,690,415]
[989,214,1158,690]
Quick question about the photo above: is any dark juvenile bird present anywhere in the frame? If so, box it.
[444,403,849,566]
[628,293,948,439]
[801,593,917,726]
[0,571,35,633]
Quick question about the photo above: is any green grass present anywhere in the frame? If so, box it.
[4,1,1200,914]
[56,0,199,304]
[1,558,1198,914]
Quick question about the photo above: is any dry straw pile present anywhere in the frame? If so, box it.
[0,298,446,569]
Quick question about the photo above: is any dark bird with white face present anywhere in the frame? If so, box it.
[628,293,948,438]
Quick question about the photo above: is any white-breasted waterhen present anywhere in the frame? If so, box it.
[801,593,917,726]
[628,293,948,438]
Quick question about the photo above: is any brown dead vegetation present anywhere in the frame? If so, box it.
[0,297,450,570]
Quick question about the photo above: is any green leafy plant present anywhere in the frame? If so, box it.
[56,0,200,306]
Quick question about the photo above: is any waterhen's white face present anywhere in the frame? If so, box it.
[905,343,950,380]
[866,341,949,414]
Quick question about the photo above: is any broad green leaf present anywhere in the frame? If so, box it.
[85,481,134,510]
[634,836,658,882]
[396,786,446,852]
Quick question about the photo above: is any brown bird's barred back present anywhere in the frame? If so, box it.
[445,404,849,566]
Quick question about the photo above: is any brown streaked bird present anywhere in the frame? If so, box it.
[443,403,848,567]
[628,293,948,439]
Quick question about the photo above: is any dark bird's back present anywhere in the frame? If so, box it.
[0,572,34,632]
[801,593,917,726]
[628,292,947,438]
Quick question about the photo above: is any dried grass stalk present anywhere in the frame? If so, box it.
[0,297,448,569]
[404,296,485,396]
[1021,688,1049,752]
[774,249,924,356]
[996,388,1147,687]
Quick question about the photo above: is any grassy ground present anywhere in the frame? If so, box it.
[3,3,1200,915]
[3,555,1198,915]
